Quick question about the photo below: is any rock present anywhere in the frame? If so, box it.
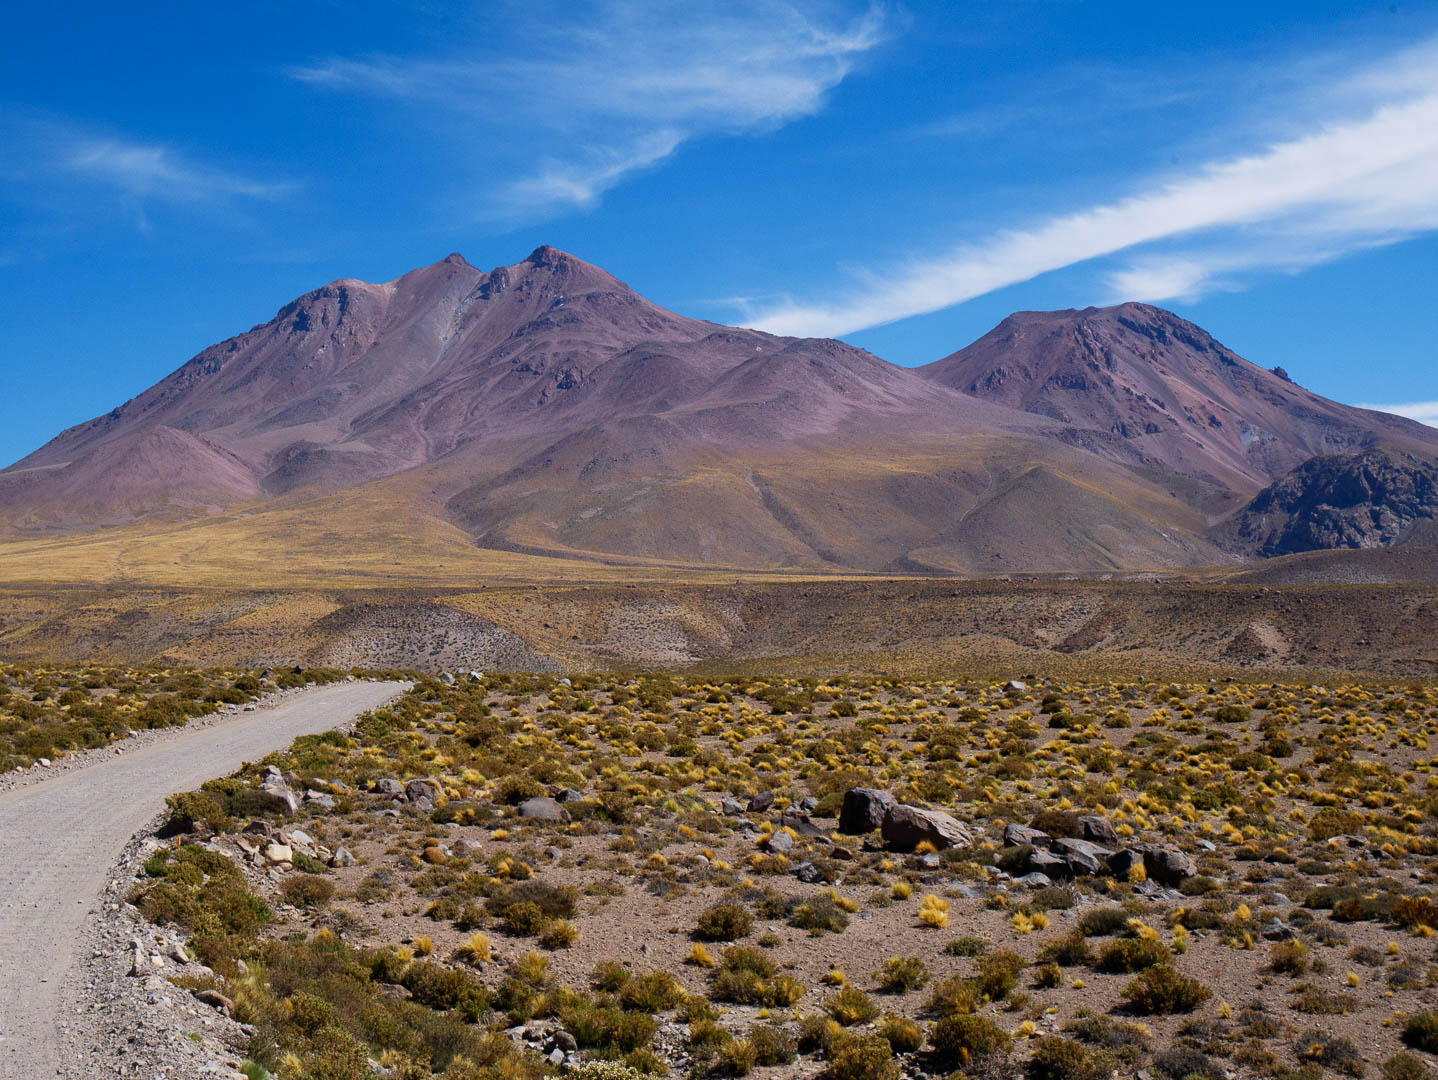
[1004,822,1050,847]
[517,797,570,823]
[440,672,456,685]
[881,804,973,852]
[794,862,824,884]
[839,788,896,835]
[468,670,485,683]
[258,783,299,816]
[1052,837,1114,876]
[374,778,406,800]
[764,829,795,854]
[917,852,942,870]
[720,797,746,816]
[1016,872,1054,888]
[1262,917,1299,941]
[830,845,855,861]
[548,1049,565,1065]
[1003,680,1028,693]
[376,983,412,1000]
[800,796,819,813]
[553,1031,578,1053]
[555,788,586,804]
[405,779,441,804]
[264,843,293,864]
[194,989,235,1015]
[288,829,316,850]
[1107,848,1143,878]
[329,847,356,868]
[1025,848,1072,879]
[747,791,776,813]
[1077,815,1119,845]
[1196,838,1217,852]
[1141,845,1197,885]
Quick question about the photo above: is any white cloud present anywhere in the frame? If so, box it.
[1357,400,1438,429]
[0,114,290,207]
[749,40,1438,336]
[292,0,885,217]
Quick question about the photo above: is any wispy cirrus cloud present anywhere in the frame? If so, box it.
[0,113,291,208]
[748,36,1438,337]
[291,0,886,217]
[1356,400,1438,429]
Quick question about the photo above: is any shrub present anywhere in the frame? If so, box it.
[927,974,982,1018]
[824,1034,899,1080]
[945,936,988,957]
[538,920,580,949]
[790,896,850,935]
[620,972,685,1013]
[1384,1052,1431,1080]
[874,956,930,993]
[1403,1011,1438,1054]
[696,903,753,941]
[1039,932,1093,967]
[878,1015,922,1053]
[826,986,879,1026]
[1154,1046,1221,1080]
[1027,1036,1113,1080]
[1078,907,1131,937]
[503,901,549,936]
[1096,937,1169,973]
[748,1023,797,1066]
[1295,1030,1365,1078]
[930,1014,1011,1063]
[1269,939,1311,975]
[279,874,334,909]
[712,1039,757,1077]
[1120,965,1212,1014]
[975,949,1025,1001]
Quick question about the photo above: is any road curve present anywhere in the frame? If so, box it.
[0,679,408,1079]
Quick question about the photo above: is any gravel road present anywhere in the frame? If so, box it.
[0,679,407,1079]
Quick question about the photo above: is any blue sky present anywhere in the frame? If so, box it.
[3,0,1438,467]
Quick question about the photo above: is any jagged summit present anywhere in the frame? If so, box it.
[3,249,1435,571]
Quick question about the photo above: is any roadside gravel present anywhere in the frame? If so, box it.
[0,679,408,1079]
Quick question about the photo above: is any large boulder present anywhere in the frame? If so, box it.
[517,797,571,823]
[1051,837,1114,876]
[1003,822,1050,847]
[1141,845,1197,885]
[405,779,441,804]
[1077,815,1119,846]
[1024,848,1071,879]
[839,788,897,835]
[881,805,972,852]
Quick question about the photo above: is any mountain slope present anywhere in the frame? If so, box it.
[2,250,1433,576]
[1219,448,1438,556]
[919,303,1438,500]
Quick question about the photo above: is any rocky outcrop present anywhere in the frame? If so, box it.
[1223,449,1438,556]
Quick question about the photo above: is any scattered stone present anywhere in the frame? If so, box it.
[1141,845,1197,885]
[1077,814,1119,845]
[1004,822,1050,847]
[747,791,776,813]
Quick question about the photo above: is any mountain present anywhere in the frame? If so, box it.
[1219,449,1438,556]
[918,303,1438,500]
[2,249,1434,575]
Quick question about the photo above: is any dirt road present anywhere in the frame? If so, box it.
[0,679,407,1079]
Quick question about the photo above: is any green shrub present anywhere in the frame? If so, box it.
[748,1023,797,1066]
[877,1015,922,1054]
[826,985,879,1026]
[1028,1036,1112,1080]
[1403,1011,1438,1054]
[1077,907,1130,937]
[696,903,753,941]
[1120,965,1212,1014]
[279,874,334,909]
[930,1014,1011,1063]
[789,896,850,935]
[874,956,930,993]
[824,1034,899,1080]
[1096,937,1169,973]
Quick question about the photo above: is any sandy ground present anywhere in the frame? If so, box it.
[0,679,407,1080]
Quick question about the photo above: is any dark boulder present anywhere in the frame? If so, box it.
[839,788,897,834]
